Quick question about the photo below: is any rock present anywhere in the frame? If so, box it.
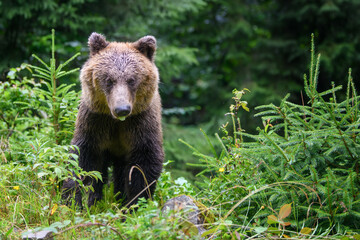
[22,230,54,240]
[162,195,207,237]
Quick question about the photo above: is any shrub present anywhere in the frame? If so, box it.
[188,35,360,239]
[0,30,101,238]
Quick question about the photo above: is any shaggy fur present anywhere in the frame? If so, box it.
[62,33,164,207]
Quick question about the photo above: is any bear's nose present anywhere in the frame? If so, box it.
[114,105,131,117]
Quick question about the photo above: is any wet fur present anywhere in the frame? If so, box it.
[62,33,164,207]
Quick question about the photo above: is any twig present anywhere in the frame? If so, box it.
[128,165,152,201]
[124,180,156,209]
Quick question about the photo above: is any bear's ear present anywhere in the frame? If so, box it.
[133,36,157,61]
[88,32,109,56]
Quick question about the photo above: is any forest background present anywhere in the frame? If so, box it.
[1,0,360,183]
[1,0,360,238]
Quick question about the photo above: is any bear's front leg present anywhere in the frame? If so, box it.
[123,140,164,206]
[77,144,108,207]
[62,142,107,208]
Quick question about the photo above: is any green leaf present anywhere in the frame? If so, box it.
[300,227,312,235]
[241,102,250,112]
[5,226,14,237]
[201,227,217,237]
[7,70,16,79]
[38,172,48,178]
[267,227,280,234]
[54,167,61,176]
[90,171,103,181]
[254,226,267,234]
[267,215,278,225]
[33,163,42,169]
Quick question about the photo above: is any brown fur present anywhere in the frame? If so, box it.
[62,33,164,207]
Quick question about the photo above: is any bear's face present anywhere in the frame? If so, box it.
[80,33,159,120]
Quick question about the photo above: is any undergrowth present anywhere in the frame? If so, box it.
[0,31,359,239]
[184,34,360,239]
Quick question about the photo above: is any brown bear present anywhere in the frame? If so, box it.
[62,32,164,207]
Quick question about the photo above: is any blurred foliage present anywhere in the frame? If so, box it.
[163,122,220,182]
[2,0,360,128]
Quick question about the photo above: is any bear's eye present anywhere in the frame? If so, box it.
[106,78,114,88]
[127,78,136,87]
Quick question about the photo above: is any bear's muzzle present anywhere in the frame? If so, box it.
[114,104,131,120]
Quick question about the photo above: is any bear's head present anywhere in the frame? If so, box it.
[80,32,159,120]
